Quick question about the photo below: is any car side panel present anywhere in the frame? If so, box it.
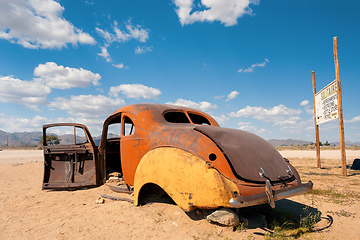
[133,147,238,212]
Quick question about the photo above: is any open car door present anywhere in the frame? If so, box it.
[42,123,99,189]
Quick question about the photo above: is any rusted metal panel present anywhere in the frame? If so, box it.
[194,126,292,183]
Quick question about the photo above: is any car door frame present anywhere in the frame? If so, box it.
[42,123,100,189]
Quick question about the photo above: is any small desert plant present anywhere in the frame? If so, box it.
[264,203,321,239]
[327,209,356,218]
[307,188,360,204]
[235,222,246,231]
[247,234,255,240]
[153,209,165,223]
[299,206,321,232]
[155,209,164,216]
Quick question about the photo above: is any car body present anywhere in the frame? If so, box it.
[42,103,312,211]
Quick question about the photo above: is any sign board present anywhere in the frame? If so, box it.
[315,80,338,125]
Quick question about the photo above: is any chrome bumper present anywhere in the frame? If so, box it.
[229,181,313,208]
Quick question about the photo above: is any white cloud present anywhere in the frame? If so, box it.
[96,20,150,63]
[239,125,257,132]
[213,114,229,125]
[135,46,153,54]
[113,63,124,69]
[112,63,129,69]
[98,45,112,62]
[0,76,51,110]
[96,20,149,44]
[346,115,360,123]
[0,0,95,49]
[45,116,105,136]
[275,118,314,135]
[304,108,313,114]
[231,105,316,135]
[173,0,259,26]
[237,122,269,134]
[109,84,161,99]
[238,122,255,131]
[300,100,314,114]
[166,98,217,111]
[0,115,48,132]
[48,94,125,118]
[226,91,239,101]
[214,95,224,100]
[230,104,302,123]
[0,114,105,135]
[34,62,101,89]
[125,22,149,43]
[300,100,309,106]
[238,59,269,73]
[237,121,251,126]
[96,27,113,43]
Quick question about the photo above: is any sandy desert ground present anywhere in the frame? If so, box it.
[0,149,359,239]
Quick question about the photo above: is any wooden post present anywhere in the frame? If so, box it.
[333,37,347,176]
[312,71,321,168]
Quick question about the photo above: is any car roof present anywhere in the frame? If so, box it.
[107,103,219,127]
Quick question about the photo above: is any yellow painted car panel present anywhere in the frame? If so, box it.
[134,147,238,211]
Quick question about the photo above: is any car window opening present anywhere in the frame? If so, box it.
[107,116,121,139]
[44,126,88,146]
[164,111,211,125]
[188,113,211,125]
[124,116,135,136]
[164,111,190,123]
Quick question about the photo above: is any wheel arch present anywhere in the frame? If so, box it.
[134,147,238,211]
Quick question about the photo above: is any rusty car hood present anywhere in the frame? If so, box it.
[195,126,292,183]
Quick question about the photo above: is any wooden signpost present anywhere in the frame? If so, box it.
[312,71,321,169]
[333,37,347,176]
[312,37,347,176]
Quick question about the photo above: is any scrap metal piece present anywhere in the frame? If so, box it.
[106,183,134,194]
[100,194,134,203]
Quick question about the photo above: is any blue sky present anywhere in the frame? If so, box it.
[0,0,359,142]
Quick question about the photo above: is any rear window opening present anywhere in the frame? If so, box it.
[188,113,211,125]
[164,111,212,125]
[164,112,190,123]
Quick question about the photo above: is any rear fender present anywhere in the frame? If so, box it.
[133,147,238,211]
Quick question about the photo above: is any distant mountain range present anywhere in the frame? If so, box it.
[267,139,360,147]
[0,130,42,146]
[267,139,313,146]
[0,130,359,147]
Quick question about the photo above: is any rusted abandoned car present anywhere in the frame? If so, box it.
[42,103,312,211]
